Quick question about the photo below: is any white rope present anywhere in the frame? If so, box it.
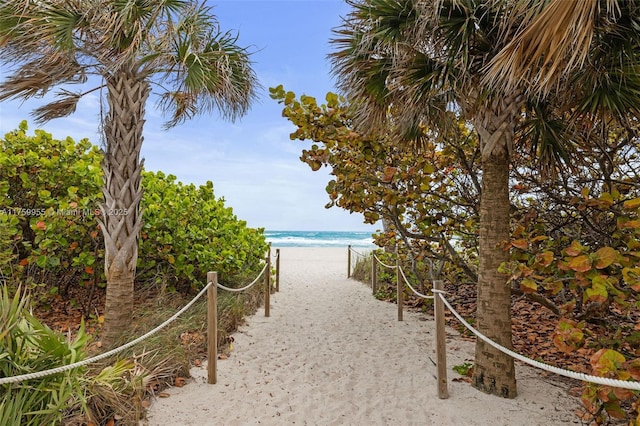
[373,254,395,269]
[437,293,640,391]
[348,246,368,258]
[217,261,269,293]
[398,266,434,300]
[0,281,213,385]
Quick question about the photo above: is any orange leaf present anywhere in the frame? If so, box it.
[535,251,554,267]
[85,267,94,275]
[520,278,537,293]
[619,219,640,229]
[593,247,617,269]
[19,258,29,266]
[511,239,528,250]
[381,166,397,183]
[612,387,634,401]
[623,197,640,210]
[623,358,640,380]
[174,377,186,387]
[565,240,585,256]
[36,221,46,230]
[590,349,625,376]
[567,255,592,272]
[543,280,563,295]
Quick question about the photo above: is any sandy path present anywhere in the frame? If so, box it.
[145,247,580,425]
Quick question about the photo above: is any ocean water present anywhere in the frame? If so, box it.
[264,230,376,248]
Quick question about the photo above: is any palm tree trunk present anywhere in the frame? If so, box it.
[471,95,520,398]
[100,71,149,346]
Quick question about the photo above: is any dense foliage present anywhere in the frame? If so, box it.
[0,122,268,302]
[270,86,480,285]
[272,87,640,423]
[0,121,103,309]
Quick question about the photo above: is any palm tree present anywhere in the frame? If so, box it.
[331,0,640,398]
[0,0,258,345]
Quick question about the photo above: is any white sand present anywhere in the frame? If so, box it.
[145,247,581,425]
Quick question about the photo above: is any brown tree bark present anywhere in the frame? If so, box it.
[99,71,149,346]
[470,95,520,398]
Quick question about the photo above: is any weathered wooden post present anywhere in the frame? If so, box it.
[347,245,352,278]
[275,248,280,292]
[207,271,218,384]
[371,253,377,295]
[434,279,448,398]
[396,249,403,321]
[264,250,271,317]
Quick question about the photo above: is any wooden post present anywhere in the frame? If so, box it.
[207,271,218,384]
[371,253,377,295]
[396,250,403,321]
[434,279,448,398]
[347,245,352,278]
[275,248,280,292]
[264,251,271,317]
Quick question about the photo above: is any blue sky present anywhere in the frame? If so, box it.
[0,0,380,232]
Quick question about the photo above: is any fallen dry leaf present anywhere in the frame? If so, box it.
[174,377,186,387]
[147,380,160,391]
[141,399,151,408]
[218,354,228,360]
[193,359,202,367]
[158,392,171,398]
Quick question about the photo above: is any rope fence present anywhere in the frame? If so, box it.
[351,247,640,398]
[1,245,279,387]
[437,291,640,392]
[12,241,635,398]
[0,281,213,386]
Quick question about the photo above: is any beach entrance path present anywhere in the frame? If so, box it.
[145,247,580,425]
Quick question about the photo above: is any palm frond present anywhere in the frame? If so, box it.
[32,90,83,123]
[330,0,421,134]
[156,25,258,127]
[518,101,575,177]
[0,54,85,103]
[484,0,601,97]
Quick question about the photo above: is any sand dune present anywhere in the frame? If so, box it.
[145,247,580,425]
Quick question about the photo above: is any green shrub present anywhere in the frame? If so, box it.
[0,121,104,302]
[138,171,268,291]
[1,122,268,303]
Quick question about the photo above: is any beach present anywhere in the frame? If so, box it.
[145,247,581,425]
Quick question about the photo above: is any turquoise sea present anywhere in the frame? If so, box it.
[264,230,376,248]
